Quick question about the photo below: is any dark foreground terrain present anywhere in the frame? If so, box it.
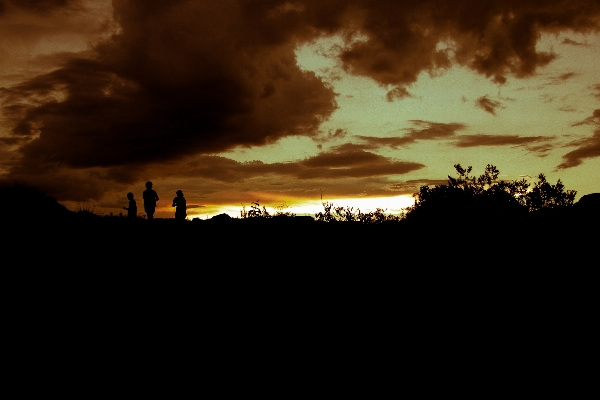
[3,184,598,269]
[4,200,597,363]
[5,204,598,264]
[3,187,596,377]
[4,206,597,332]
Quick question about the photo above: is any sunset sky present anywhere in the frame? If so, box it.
[1,0,599,219]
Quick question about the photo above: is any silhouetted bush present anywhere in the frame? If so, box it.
[315,201,401,224]
[404,164,577,224]
[240,200,271,218]
[524,173,577,211]
[273,201,296,217]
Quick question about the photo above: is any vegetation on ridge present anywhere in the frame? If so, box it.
[1,163,582,223]
[404,163,576,223]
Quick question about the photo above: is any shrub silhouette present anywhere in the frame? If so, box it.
[404,163,576,224]
[75,203,100,218]
[315,201,401,224]
[240,200,271,218]
[273,201,296,217]
[525,173,576,211]
[240,200,298,219]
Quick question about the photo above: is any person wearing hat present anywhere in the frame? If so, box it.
[172,190,187,221]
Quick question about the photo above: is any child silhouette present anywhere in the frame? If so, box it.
[123,192,137,218]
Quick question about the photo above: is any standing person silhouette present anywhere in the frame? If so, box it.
[143,181,159,220]
[123,192,137,218]
[172,190,187,221]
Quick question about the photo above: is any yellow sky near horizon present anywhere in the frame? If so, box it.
[199,31,600,219]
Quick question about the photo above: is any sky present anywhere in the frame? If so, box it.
[1,0,599,219]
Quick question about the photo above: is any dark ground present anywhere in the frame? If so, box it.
[5,206,597,263]
[3,187,596,387]
[4,205,596,365]
[3,184,597,277]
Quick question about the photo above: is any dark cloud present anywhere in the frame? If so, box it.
[0,0,76,14]
[386,87,412,102]
[171,145,424,183]
[525,143,554,157]
[329,128,348,139]
[2,144,425,203]
[591,84,600,100]
[343,0,600,88]
[571,108,600,127]
[357,121,467,149]
[453,134,551,147]
[559,109,600,168]
[314,128,348,144]
[0,136,28,146]
[453,134,554,156]
[548,71,578,85]
[334,0,600,90]
[0,0,113,87]
[1,1,338,174]
[475,95,503,115]
[4,163,121,202]
[558,129,600,168]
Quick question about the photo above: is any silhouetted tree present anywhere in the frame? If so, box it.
[524,174,576,211]
[405,164,576,224]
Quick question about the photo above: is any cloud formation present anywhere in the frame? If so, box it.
[0,1,76,14]
[357,121,467,149]
[1,0,600,203]
[591,84,600,100]
[453,133,555,157]
[562,38,587,46]
[334,0,600,87]
[357,124,556,156]
[559,109,600,169]
[475,95,504,115]
[453,134,552,147]
[0,0,113,86]
[168,145,424,182]
[548,72,578,85]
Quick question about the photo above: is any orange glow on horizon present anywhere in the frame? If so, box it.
[182,194,415,220]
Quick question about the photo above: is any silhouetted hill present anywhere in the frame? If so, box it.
[0,184,73,222]
[574,193,600,215]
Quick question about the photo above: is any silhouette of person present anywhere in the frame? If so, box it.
[143,181,159,220]
[172,190,187,221]
[123,192,137,218]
